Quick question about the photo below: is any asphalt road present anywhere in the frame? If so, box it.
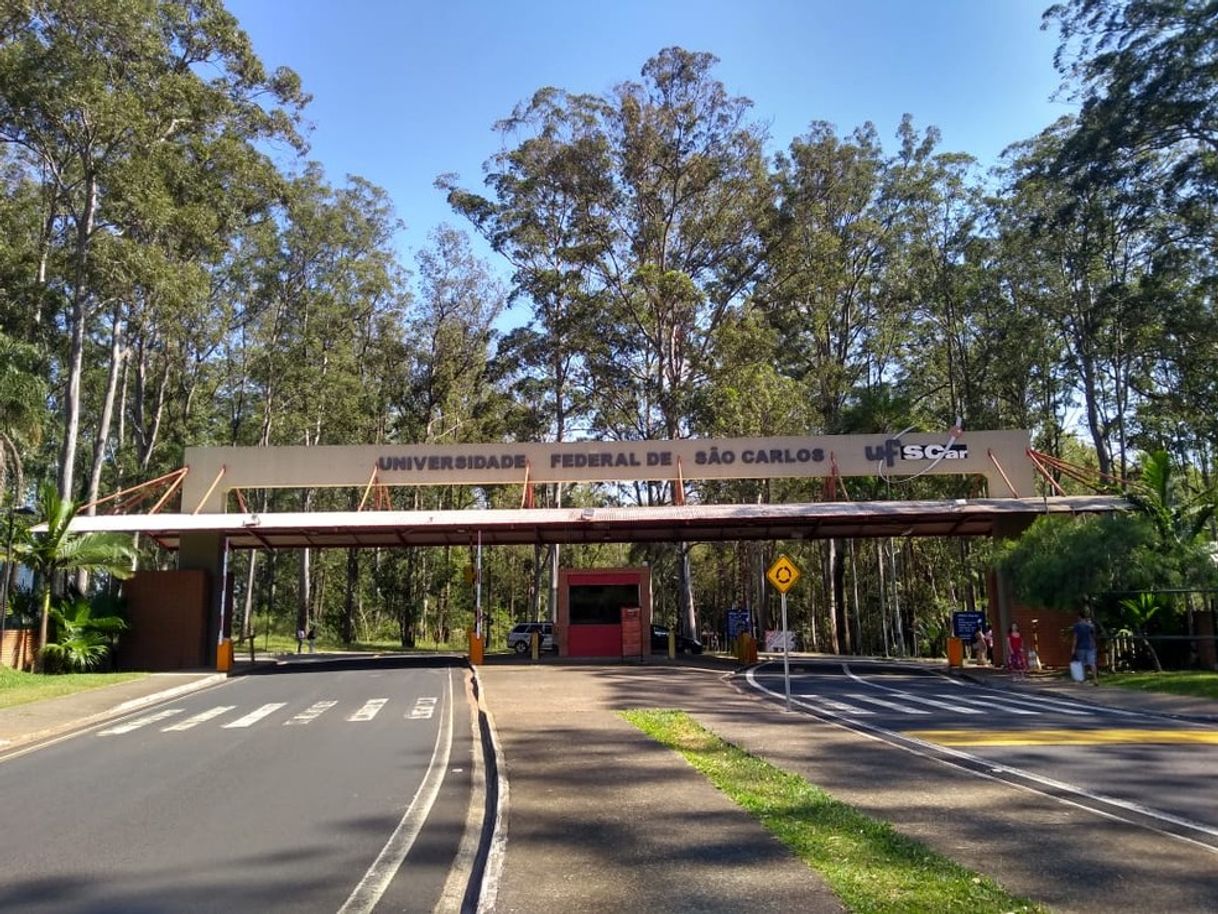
[747,657,1218,852]
[0,657,473,914]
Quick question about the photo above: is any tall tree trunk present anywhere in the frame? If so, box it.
[343,548,358,644]
[59,173,97,500]
[84,306,125,513]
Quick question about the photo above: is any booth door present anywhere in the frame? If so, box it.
[568,581,641,657]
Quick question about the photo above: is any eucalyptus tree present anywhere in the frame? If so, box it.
[1045,0,1218,224]
[391,226,505,644]
[755,121,898,651]
[447,48,771,636]
[232,167,409,638]
[599,48,773,637]
[443,87,614,619]
[996,119,1165,479]
[0,0,308,500]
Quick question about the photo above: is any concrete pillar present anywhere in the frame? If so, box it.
[178,532,225,666]
[987,516,1033,667]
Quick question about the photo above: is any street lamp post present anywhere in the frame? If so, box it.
[0,502,36,663]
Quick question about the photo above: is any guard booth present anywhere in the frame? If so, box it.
[556,568,651,658]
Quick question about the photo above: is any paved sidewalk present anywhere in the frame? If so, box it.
[0,671,226,750]
[478,660,844,914]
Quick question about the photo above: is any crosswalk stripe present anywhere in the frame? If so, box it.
[100,709,183,735]
[348,699,388,722]
[983,693,1092,716]
[846,692,929,714]
[285,700,337,726]
[163,706,237,731]
[938,693,1038,716]
[811,696,873,715]
[224,703,287,728]
[895,693,983,714]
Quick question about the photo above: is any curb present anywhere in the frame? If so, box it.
[0,673,229,753]
[465,665,508,914]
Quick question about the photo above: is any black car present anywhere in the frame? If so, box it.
[650,624,703,654]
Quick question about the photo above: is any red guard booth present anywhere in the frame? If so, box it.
[557,567,652,659]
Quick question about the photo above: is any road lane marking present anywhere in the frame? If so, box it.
[938,693,1038,715]
[223,703,287,728]
[99,709,183,735]
[348,699,388,722]
[747,663,1218,853]
[284,701,337,725]
[162,705,236,731]
[846,693,929,714]
[339,669,454,914]
[408,696,437,719]
[908,728,1218,747]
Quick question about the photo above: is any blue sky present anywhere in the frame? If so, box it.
[227,0,1070,274]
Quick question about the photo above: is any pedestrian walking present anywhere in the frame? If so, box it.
[306,625,316,654]
[973,626,989,665]
[1006,622,1027,679]
[296,628,305,654]
[1071,610,1099,684]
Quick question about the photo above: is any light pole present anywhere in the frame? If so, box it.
[0,501,36,661]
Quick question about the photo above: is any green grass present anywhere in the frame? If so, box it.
[0,667,147,710]
[1103,670,1218,700]
[622,709,1047,914]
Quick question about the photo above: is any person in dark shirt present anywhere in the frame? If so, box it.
[1071,610,1098,684]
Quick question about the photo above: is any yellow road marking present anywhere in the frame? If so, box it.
[905,728,1218,746]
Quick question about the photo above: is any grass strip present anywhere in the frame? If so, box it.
[1103,670,1218,700]
[0,668,147,710]
[622,708,1046,914]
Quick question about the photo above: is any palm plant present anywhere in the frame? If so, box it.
[40,596,128,672]
[1116,592,1166,672]
[1127,451,1217,584]
[3,483,136,672]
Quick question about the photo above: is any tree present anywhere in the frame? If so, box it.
[3,482,136,671]
[1046,0,1218,219]
[0,0,307,499]
[996,512,1157,614]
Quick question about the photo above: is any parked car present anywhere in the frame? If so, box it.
[650,624,703,654]
[507,621,555,654]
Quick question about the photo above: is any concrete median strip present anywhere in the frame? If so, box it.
[623,708,1047,914]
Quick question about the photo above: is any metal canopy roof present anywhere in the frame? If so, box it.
[63,495,1126,550]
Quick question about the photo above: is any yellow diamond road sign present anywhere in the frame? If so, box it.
[766,554,800,594]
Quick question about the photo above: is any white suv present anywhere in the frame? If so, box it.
[507,621,555,654]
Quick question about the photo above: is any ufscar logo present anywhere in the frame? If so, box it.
[900,443,968,461]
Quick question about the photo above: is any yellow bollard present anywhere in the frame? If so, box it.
[216,638,233,673]
[947,637,964,668]
[468,630,484,665]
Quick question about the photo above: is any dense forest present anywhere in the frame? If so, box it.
[1,0,1216,658]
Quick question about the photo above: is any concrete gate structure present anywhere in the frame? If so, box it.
[60,429,1126,667]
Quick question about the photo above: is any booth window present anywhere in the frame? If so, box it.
[569,584,639,624]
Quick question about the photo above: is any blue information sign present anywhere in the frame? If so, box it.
[726,609,751,640]
[952,611,986,640]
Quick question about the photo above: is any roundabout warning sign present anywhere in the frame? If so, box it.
[766,554,801,593]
